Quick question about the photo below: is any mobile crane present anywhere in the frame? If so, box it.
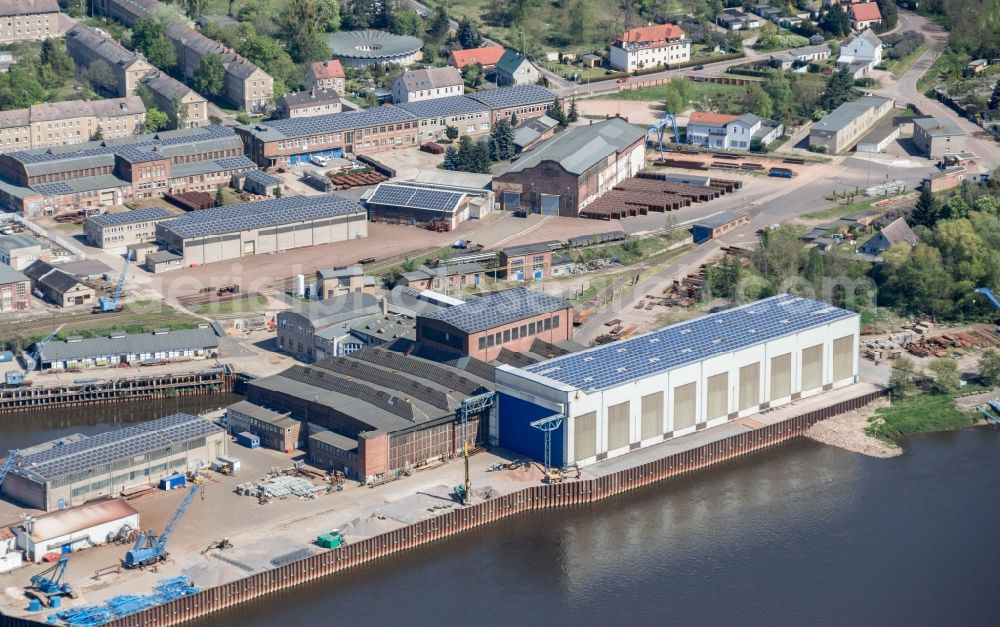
[97,250,132,313]
[25,556,77,607]
[4,325,63,387]
[123,484,200,568]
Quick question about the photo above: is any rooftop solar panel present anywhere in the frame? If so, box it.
[251,105,418,141]
[368,183,464,213]
[468,85,556,109]
[395,95,490,119]
[523,294,857,391]
[87,206,172,227]
[14,413,223,481]
[420,288,570,334]
[159,194,364,239]
[32,181,74,195]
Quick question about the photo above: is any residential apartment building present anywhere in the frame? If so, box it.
[609,23,691,72]
[316,265,377,299]
[0,0,60,44]
[305,59,346,95]
[392,66,464,103]
[65,23,154,97]
[686,112,783,150]
[139,71,208,129]
[276,88,342,119]
[398,263,485,291]
[809,95,894,154]
[0,97,146,154]
[0,264,30,312]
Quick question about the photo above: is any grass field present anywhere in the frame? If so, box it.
[886,44,928,80]
[867,392,978,441]
[605,81,747,102]
[192,294,270,316]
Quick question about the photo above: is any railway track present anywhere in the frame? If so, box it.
[7,307,194,340]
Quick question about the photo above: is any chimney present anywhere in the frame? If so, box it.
[380,297,388,315]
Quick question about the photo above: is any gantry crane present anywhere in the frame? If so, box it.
[647,113,681,159]
[454,392,494,504]
[0,449,20,488]
[124,484,200,568]
[530,414,565,484]
[4,324,63,386]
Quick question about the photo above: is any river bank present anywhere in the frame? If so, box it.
[804,397,901,458]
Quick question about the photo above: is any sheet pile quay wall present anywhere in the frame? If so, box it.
[0,390,884,627]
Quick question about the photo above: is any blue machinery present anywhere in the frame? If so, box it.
[98,250,132,313]
[647,113,680,157]
[456,392,495,503]
[50,576,198,626]
[124,484,200,568]
[27,556,75,607]
[0,449,19,488]
[977,399,1000,426]
[4,324,63,386]
[974,287,1000,311]
[530,414,565,482]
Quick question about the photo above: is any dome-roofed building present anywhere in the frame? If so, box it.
[328,30,424,68]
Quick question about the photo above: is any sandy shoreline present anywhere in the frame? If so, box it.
[804,398,902,458]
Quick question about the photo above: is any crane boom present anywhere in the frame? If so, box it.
[156,483,200,551]
[124,484,200,568]
[98,250,132,313]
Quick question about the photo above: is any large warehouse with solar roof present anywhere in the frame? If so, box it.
[492,295,860,468]
[155,195,368,265]
[2,413,227,511]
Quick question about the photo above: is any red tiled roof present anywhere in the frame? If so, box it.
[617,23,685,44]
[450,46,506,69]
[850,3,883,21]
[688,112,739,126]
[310,59,345,80]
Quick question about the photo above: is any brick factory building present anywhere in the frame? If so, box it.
[498,241,560,281]
[0,125,254,216]
[0,263,30,312]
[493,117,646,216]
[84,206,173,253]
[416,288,573,361]
[243,345,496,482]
[225,400,300,453]
[155,195,368,266]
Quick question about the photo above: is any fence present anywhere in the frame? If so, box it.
[0,390,885,627]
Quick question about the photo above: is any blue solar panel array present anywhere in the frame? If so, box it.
[88,206,172,227]
[160,194,364,239]
[526,294,857,391]
[258,105,418,140]
[15,412,222,481]
[421,288,570,334]
[468,85,556,109]
[32,181,74,195]
[368,183,463,213]
[396,95,490,119]
[215,155,257,169]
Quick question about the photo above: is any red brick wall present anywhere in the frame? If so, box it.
[467,307,572,361]
[359,432,389,478]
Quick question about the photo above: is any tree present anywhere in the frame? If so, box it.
[172,96,189,129]
[443,145,460,170]
[427,6,450,43]
[91,126,104,141]
[567,0,594,46]
[875,0,898,32]
[132,18,177,70]
[183,0,209,19]
[82,60,116,96]
[145,108,169,132]
[978,349,1000,387]
[756,22,780,50]
[510,112,519,127]
[567,98,578,123]
[974,195,1000,214]
[819,4,850,37]
[912,188,941,228]
[722,31,743,53]
[274,185,282,199]
[488,119,515,161]
[820,66,857,111]
[279,0,335,63]
[889,356,918,397]
[745,83,774,119]
[942,195,970,220]
[215,186,226,207]
[194,54,225,96]
[391,9,424,37]
[927,357,961,394]
[445,125,459,141]
[0,65,46,107]
[457,17,482,49]
[990,80,1000,110]
[547,96,567,127]
[462,62,483,87]
[40,38,74,80]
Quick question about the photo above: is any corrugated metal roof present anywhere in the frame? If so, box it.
[27,499,139,542]
[87,207,172,227]
[39,327,218,363]
[812,96,891,133]
[500,118,645,175]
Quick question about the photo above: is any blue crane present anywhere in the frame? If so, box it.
[98,250,133,313]
[0,449,19,488]
[4,324,63,387]
[124,484,200,569]
[26,556,77,607]
[974,287,1000,311]
[647,113,681,158]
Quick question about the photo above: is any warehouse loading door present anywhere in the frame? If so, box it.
[244,240,255,255]
[739,362,760,411]
[706,372,728,420]
[540,194,560,216]
[770,353,792,401]
[100,190,114,205]
[832,335,854,381]
[673,382,696,431]
[502,192,521,211]
[573,411,597,461]
[801,344,823,391]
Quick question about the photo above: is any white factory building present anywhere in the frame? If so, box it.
[13,499,139,563]
[494,295,859,468]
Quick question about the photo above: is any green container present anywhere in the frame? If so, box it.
[316,533,342,549]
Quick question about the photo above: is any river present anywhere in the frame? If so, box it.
[7,401,999,625]
[195,428,1000,627]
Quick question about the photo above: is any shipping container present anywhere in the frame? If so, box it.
[236,431,260,449]
[159,474,186,490]
[768,167,794,178]
[216,456,242,474]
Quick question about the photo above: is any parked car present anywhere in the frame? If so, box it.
[692,64,704,70]
[616,77,628,84]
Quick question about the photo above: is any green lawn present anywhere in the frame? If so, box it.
[192,294,269,316]
[867,393,978,441]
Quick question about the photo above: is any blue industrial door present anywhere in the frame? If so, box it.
[515,270,524,281]
[533,270,543,280]
[540,194,560,216]
[498,393,564,467]
[289,154,300,165]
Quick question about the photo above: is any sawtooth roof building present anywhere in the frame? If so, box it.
[493,117,646,216]
[494,294,860,469]
[1,412,227,511]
